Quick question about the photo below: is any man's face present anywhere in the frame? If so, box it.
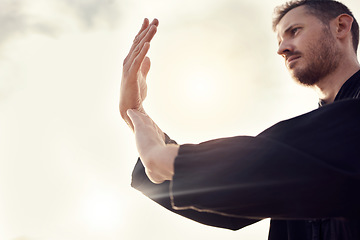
[276,6,341,86]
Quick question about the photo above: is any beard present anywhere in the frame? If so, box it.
[290,27,342,86]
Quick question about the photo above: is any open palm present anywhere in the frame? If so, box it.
[119,18,159,130]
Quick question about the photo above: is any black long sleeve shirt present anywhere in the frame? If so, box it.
[131,70,360,240]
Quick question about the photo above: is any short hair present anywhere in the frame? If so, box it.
[272,0,359,53]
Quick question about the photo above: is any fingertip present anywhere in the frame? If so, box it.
[154,18,159,26]
[138,18,149,34]
[150,18,159,26]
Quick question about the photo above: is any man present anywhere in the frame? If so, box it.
[120,0,360,239]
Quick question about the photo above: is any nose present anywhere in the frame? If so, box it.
[277,40,293,57]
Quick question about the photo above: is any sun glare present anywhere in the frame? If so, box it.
[183,70,217,102]
[81,189,124,233]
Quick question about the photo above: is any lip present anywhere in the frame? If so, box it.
[286,55,301,68]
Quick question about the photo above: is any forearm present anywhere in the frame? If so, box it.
[127,109,179,184]
[142,143,179,184]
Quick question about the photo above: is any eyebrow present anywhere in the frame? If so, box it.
[284,24,301,35]
[277,23,302,44]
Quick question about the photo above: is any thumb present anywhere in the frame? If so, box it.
[127,109,135,123]
[141,57,151,77]
[127,109,141,130]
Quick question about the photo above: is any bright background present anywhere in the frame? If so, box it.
[1,0,359,240]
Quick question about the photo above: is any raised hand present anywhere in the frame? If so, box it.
[120,18,159,130]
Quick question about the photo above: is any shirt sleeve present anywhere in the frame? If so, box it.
[170,99,360,219]
[131,158,261,230]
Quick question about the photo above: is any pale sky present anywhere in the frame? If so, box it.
[1,0,359,240]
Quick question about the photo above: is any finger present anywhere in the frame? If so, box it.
[123,28,156,71]
[125,20,158,64]
[136,18,150,37]
[151,18,159,27]
[123,18,154,67]
[141,57,151,77]
[136,18,158,39]
[127,24,157,65]
[123,19,148,63]
[128,42,150,76]
[132,18,150,46]
[136,18,158,38]
[136,23,158,48]
[129,19,156,55]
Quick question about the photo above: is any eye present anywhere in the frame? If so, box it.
[291,27,300,35]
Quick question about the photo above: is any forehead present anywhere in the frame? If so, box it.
[276,5,320,36]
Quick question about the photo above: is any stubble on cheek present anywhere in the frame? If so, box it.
[290,29,341,86]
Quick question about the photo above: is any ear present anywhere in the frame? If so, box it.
[334,14,354,40]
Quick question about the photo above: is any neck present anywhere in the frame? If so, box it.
[313,57,360,104]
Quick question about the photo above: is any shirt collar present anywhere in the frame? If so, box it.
[318,69,360,107]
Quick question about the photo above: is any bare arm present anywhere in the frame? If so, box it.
[127,109,179,184]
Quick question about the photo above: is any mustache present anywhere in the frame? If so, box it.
[285,51,302,60]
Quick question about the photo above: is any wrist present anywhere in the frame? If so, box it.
[120,105,146,131]
[162,144,179,176]
[144,144,179,184]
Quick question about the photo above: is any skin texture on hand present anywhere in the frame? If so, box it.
[119,18,159,130]
[121,19,178,184]
[127,109,179,184]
